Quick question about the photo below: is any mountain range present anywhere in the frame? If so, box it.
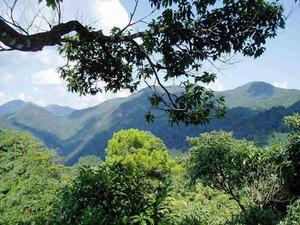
[1,81,299,165]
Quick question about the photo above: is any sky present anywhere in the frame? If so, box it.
[0,0,299,109]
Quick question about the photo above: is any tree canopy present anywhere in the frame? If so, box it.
[0,130,66,225]
[0,0,286,124]
[1,121,300,224]
[51,129,181,225]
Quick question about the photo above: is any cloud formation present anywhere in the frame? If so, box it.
[92,0,129,34]
[33,69,63,86]
[272,81,288,89]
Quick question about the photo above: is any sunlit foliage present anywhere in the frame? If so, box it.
[0,130,66,225]
[2,116,300,224]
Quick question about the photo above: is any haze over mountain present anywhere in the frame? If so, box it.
[45,105,75,117]
[0,81,299,164]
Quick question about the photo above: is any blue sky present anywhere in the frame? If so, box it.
[0,0,299,108]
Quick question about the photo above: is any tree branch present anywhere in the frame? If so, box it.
[0,19,95,51]
[0,17,167,52]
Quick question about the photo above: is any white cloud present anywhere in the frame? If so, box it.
[17,93,26,101]
[68,89,130,109]
[0,73,17,83]
[14,93,39,103]
[272,81,288,89]
[35,47,65,66]
[33,68,63,86]
[0,92,5,100]
[203,79,225,92]
[0,92,7,105]
[36,99,47,106]
[92,0,129,34]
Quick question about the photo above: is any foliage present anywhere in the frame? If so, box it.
[105,129,182,179]
[74,155,102,168]
[283,114,300,197]
[106,129,168,157]
[187,131,289,222]
[40,0,62,9]
[50,163,171,225]
[279,199,300,225]
[3,125,300,225]
[51,129,182,225]
[165,183,240,225]
[0,130,66,225]
[188,131,261,209]
[53,0,285,125]
[228,206,279,225]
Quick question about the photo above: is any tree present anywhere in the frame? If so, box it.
[0,0,286,124]
[167,182,241,225]
[187,131,288,213]
[105,129,171,177]
[0,130,66,225]
[283,114,300,197]
[51,129,182,225]
[187,131,260,210]
[73,155,102,168]
[51,163,169,225]
[105,129,183,181]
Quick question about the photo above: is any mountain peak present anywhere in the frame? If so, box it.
[0,100,27,115]
[7,99,26,104]
[245,81,275,97]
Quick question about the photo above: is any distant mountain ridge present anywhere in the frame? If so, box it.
[0,100,27,115]
[215,81,300,109]
[45,105,75,117]
[0,81,299,165]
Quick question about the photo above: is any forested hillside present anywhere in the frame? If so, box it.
[0,130,67,224]
[1,116,300,224]
[0,82,300,164]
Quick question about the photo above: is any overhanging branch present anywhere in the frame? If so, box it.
[0,18,166,52]
[0,20,96,51]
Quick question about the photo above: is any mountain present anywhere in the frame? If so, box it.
[0,81,299,165]
[45,105,75,117]
[0,115,15,129]
[0,100,27,115]
[216,81,300,109]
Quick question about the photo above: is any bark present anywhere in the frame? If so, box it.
[0,19,165,52]
[0,20,97,51]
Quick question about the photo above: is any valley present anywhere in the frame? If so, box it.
[1,81,299,164]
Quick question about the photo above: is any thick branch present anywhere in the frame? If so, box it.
[0,18,166,52]
[0,20,93,51]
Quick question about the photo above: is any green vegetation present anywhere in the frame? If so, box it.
[1,119,300,224]
[0,130,67,225]
[218,82,300,110]
[1,82,300,164]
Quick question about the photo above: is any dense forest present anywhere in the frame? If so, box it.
[1,114,300,225]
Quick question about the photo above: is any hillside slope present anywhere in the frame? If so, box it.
[0,81,299,164]
[0,100,26,115]
[217,81,300,109]
[45,105,75,117]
